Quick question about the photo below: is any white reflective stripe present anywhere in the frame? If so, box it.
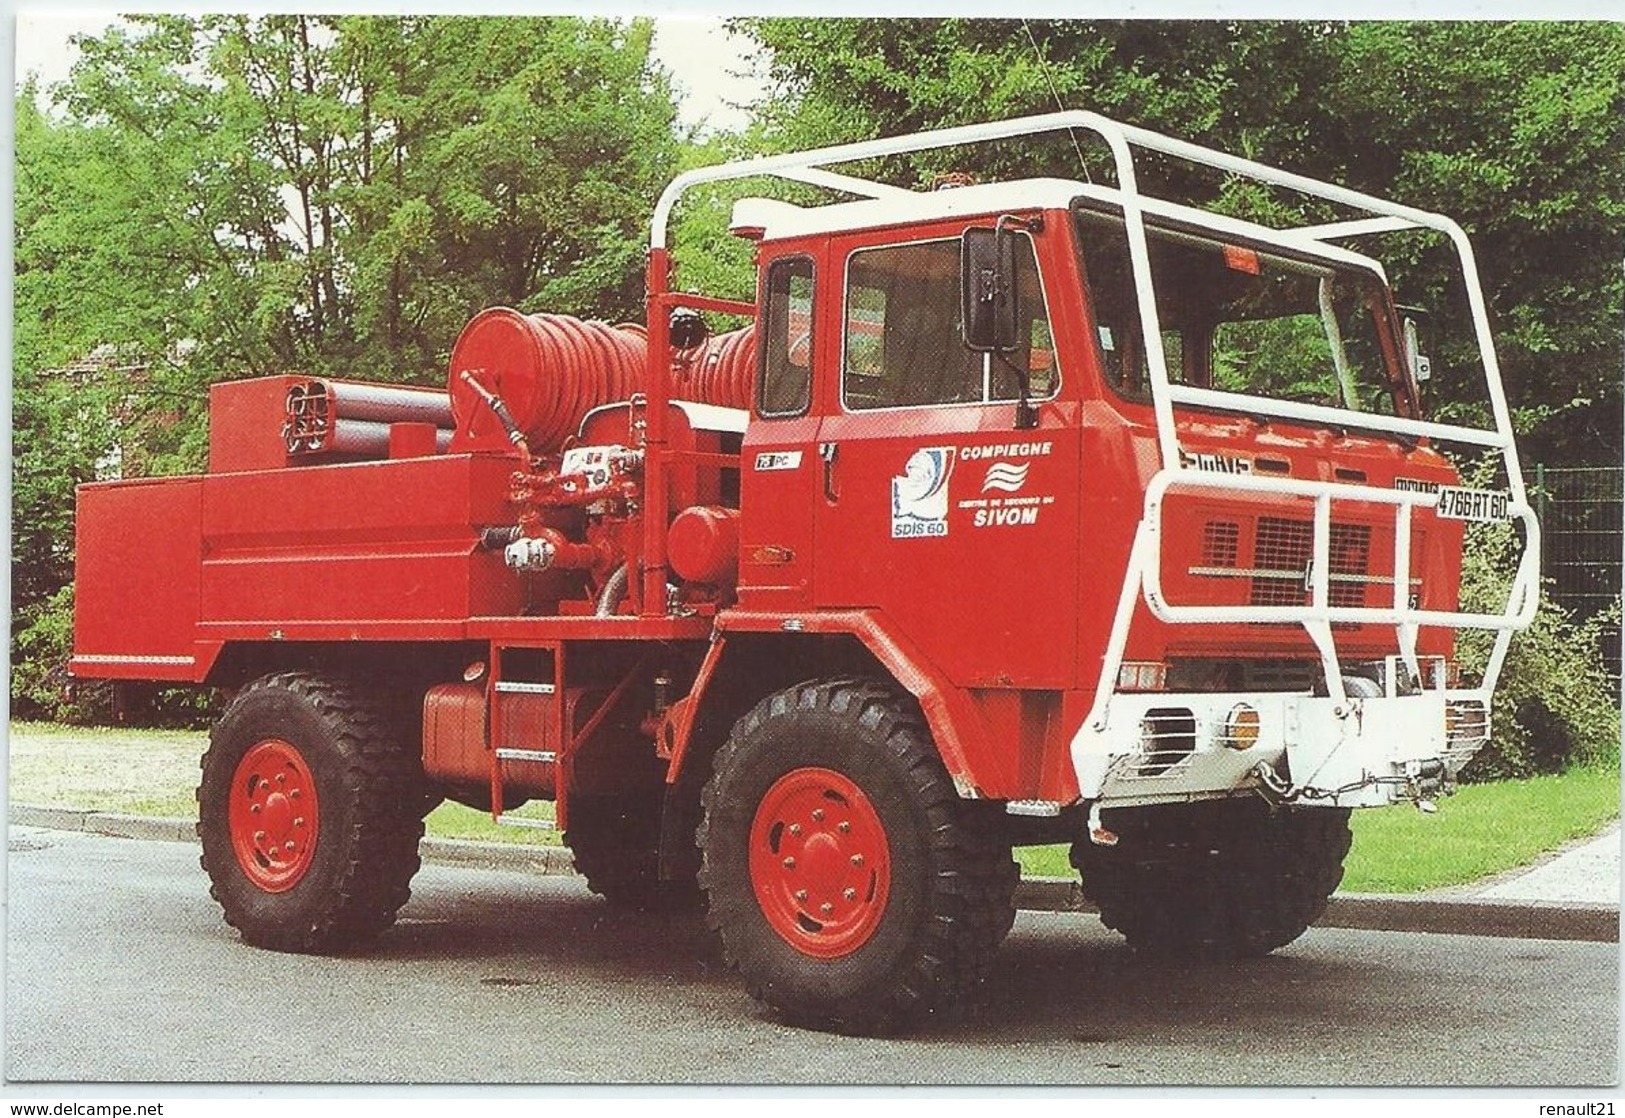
[74,654,196,665]
[494,681,556,695]
[1005,800,1063,817]
[494,749,556,763]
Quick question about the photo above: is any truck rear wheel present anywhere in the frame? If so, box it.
[1070,798,1351,959]
[197,671,425,953]
[698,678,1016,1035]
[566,791,701,911]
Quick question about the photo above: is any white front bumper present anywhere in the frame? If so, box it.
[1070,689,1491,809]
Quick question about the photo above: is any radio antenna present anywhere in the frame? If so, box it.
[1022,20,1091,184]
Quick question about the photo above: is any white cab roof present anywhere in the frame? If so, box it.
[730,177,1387,280]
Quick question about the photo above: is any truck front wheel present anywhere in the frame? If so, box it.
[1070,798,1351,959]
[698,678,1016,1035]
[197,671,425,952]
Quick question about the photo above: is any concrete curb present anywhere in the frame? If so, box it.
[1010,876,1618,943]
[419,833,578,876]
[11,804,1617,944]
[9,805,198,844]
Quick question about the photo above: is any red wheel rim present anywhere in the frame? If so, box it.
[748,767,891,959]
[228,739,319,892]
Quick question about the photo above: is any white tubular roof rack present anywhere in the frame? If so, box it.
[657,110,1537,714]
[652,110,1518,475]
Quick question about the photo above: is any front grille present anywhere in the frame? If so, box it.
[1249,517,1371,610]
[1328,523,1372,609]
[1252,517,1313,606]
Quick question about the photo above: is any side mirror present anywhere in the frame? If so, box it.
[1399,306,1432,384]
[961,226,1019,353]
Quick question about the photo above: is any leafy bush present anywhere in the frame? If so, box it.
[11,584,217,728]
[1455,507,1621,780]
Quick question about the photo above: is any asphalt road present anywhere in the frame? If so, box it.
[6,827,1617,1087]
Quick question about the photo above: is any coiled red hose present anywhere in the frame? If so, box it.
[449,308,757,452]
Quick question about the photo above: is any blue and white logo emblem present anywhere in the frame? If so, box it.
[980,461,1029,493]
[891,447,955,538]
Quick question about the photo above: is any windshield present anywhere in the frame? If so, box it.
[1075,207,1417,419]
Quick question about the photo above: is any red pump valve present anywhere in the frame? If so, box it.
[503,528,612,574]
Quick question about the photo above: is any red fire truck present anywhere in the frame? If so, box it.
[72,112,1539,1034]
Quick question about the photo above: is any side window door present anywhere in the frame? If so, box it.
[738,254,820,610]
[759,258,814,417]
[813,230,1079,689]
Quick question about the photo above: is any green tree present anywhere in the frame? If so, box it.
[738,19,1624,465]
[334,16,681,376]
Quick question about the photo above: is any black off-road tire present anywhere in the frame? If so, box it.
[698,678,1018,1036]
[1070,797,1351,959]
[197,672,426,953]
[566,791,702,912]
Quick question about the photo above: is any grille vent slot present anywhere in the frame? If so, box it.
[1201,521,1240,570]
[1136,707,1198,776]
[1252,517,1313,606]
[1328,523,1372,609]
[1249,517,1372,611]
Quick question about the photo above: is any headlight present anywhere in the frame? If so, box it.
[1220,703,1262,750]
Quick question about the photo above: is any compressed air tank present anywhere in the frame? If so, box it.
[668,505,741,586]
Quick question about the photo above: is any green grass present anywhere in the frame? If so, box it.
[121,792,204,818]
[1342,766,1620,892]
[1016,844,1078,878]
[1015,765,1620,893]
[425,800,563,845]
[9,719,208,746]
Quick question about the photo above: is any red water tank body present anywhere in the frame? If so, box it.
[448,308,756,453]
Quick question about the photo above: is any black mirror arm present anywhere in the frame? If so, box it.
[995,350,1039,430]
[991,214,1042,429]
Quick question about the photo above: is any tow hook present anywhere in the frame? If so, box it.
[1252,760,1300,804]
[1086,802,1119,846]
[1405,759,1449,814]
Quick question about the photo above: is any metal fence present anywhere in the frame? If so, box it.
[1535,464,1622,681]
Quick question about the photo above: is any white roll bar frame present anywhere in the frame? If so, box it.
[651,110,1538,716]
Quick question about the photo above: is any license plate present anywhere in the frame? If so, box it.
[1434,485,1511,522]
